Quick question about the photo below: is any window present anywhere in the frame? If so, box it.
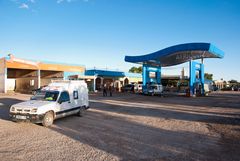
[59,91,70,102]
[73,91,78,99]
[30,80,34,86]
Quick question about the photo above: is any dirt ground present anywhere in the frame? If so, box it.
[0,91,240,161]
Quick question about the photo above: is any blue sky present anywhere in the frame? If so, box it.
[0,0,240,81]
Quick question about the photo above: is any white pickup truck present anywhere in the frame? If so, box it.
[9,80,89,127]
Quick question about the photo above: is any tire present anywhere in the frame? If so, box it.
[42,111,54,127]
[78,106,86,117]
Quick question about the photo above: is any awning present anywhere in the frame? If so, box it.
[125,43,224,67]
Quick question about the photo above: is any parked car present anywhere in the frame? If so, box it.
[122,84,135,92]
[233,85,240,91]
[221,87,232,91]
[135,84,143,93]
[143,84,163,96]
[9,80,89,127]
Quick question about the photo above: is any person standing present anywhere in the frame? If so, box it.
[103,83,107,97]
[109,82,114,97]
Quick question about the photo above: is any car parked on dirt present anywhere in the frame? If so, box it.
[122,84,135,92]
[9,80,89,127]
[135,83,143,93]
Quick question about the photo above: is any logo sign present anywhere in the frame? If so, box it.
[176,53,203,61]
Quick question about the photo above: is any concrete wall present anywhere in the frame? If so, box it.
[0,58,6,93]
[40,78,56,87]
[15,77,38,94]
[6,79,16,91]
[14,78,63,94]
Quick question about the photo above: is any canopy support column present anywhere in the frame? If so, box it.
[142,64,149,89]
[189,60,205,97]
[155,67,161,84]
[200,63,205,95]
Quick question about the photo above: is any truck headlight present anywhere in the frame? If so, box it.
[11,106,15,112]
[31,108,38,113]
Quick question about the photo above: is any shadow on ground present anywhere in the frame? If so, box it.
[89,100,240,126]
[51,111,227,161]
[97,91,240,109]
[51,93,240,161]
[0,98,23,120]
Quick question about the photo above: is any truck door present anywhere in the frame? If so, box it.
[58,91,72,113]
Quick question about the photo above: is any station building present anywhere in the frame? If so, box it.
[0,54,189,94]
[0,54,84,93]
[0,55,143,93]
[68,68,142,92]
[69,68,190,92]
[214,79,226,89]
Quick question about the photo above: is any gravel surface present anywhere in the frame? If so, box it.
[0,91,240,161]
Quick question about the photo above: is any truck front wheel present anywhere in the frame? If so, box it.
[42,111,54,127]
[78,106,86,117]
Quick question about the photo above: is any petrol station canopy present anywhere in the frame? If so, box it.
[125,43,224,67]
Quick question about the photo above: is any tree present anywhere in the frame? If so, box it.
[129,66,142,73]
[228,79,239,88]
[229,79,238,84]
[204,73,213,80]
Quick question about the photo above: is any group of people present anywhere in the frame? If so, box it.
[102,83,114,97]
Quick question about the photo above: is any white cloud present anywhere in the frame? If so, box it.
[57,0,64,3]
[29,0,35,3]
[19,3,29,9]
[57,0,85,4]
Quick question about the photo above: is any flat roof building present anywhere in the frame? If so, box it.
[69,68,142,92]
[0,54,84,93]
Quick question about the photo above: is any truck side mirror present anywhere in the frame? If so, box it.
[58,99,62,104]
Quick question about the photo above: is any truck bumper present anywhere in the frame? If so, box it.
[9,113,45,123]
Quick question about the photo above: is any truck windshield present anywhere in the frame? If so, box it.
[31,91,59,101]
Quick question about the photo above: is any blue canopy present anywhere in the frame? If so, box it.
[125,43,224,67]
